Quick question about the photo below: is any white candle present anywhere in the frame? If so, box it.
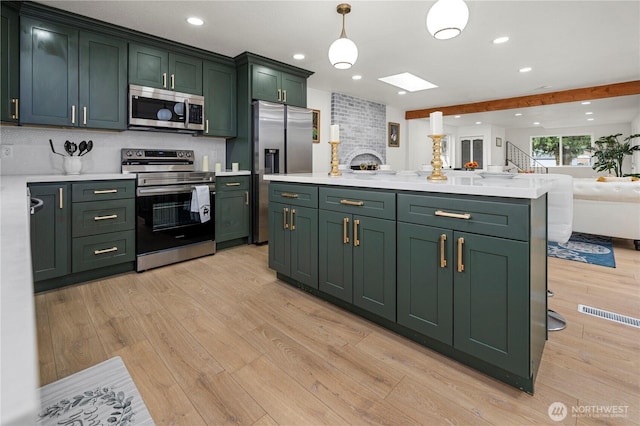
[430,111,443,135]
[330,124,340,141]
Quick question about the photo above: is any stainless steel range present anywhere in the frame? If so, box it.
[122,149,216,271]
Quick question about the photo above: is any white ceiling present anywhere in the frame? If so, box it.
[38,0,640,129]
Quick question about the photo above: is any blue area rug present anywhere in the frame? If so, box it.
[548,232,616,268]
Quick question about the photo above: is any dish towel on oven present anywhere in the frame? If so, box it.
[190,185,211,223]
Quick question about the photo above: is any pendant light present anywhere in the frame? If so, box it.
[426,0,469,40]
[328,3,358,69]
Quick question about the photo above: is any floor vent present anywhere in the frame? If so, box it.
[578,304,640,328]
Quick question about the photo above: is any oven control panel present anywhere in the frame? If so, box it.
[121,149,193,161]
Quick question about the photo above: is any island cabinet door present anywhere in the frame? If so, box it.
[397,223,453,344]
[318,209,353,303]
[289,206,318,288]
[453,231,530,378]
[352,215,397,322]
[268,201,291,276]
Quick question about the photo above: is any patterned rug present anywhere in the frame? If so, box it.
[38,356,154,426]
[548,232,616,268]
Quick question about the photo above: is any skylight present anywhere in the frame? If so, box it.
[378,72,437,92]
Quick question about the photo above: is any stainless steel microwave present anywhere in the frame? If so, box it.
[129,84,204,131]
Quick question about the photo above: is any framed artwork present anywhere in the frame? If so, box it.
[496,137,503,147]
[312,109,320,143]
[388,122,400,147]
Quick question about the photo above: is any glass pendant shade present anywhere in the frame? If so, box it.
[328,37,358,69]
[426,0,469,40]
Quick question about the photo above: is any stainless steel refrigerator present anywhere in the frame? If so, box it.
[253,100,313,243]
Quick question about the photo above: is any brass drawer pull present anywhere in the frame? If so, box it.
[95,246,118,255]
[343,217,350,244]
[205,119,209,134]
[353,219,360,247]
[162,72,167,88]
[435,210,471,220]
[94,214,118,221]
[281,192,299,198]
[83,106,87,125]
[94,189,118,194]
[59,187,63,209]
[340,199,364,206]
[440,234,447,268]
[225,182,241,186]
[283,90,287,103]
[245,191,249,205]
[283,207,289,229]
[171,73,175,90]
[277,89,282,102]
[290,209,296,231]
[457,237,464,272]
[71,105,76,124]
[11,98,18,120]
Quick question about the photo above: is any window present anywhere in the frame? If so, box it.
[531,134,592,166]
[460,137,484,168]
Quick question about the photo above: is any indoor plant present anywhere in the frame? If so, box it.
[591,133,640,177]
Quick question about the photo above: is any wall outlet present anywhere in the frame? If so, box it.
[1,145,14,159]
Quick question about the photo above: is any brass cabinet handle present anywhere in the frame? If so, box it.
[162,72,167,88]
[225,182,241,186]
[82,106,87,125]
[283,207,289,229]
[11,98,18,120]
[435,210,471,220]
[94,214,118,221]
[71,105,76,124]
[171,73,175,90]
[440,234,447,268]
[94,246,118,255]
[283,90,287,103]
[94,189,118,194]
[59,187,63,209]
[245,191,249,205]
[205,119,209,133]
[340,199,364,206]
[343,217,350,244]
[277,89,282,102]
[281,192,299,198]
[290,209,296,231]
[353,219,360,247]
[457,237,464,272]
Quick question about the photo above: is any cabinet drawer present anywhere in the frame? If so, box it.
[72,180,135,202]
[319,187,395,220]
[217,176,250,192]
[270,183,318,208]
[72,230,135,272]
[72,199,135,237]
[398,194,529,241]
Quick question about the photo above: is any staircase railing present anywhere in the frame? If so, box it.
[505,141,548,174]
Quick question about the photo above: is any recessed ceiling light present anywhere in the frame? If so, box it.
[187,17,204,26]
[533,121,540,125]
[493,36,509,44]
[581,101,591,105]
[585,112,593,115]
[475,121,482,125]
[378,72,437,92]
[519,67,532,73]
[352,74,362,80]
[398,91,406,95]
[514,113,523,116]
[454,115,461,118]
[587,118,595,121]
[293,53,305,60]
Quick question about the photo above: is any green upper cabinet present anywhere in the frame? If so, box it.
[129,43,202,95]
[1,4,20,123]
[203,60,237,137]
[20,17,127,129]
[251,64,306,107]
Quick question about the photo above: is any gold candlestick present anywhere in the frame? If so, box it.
[428,134,447,181]
[328,140,342,176]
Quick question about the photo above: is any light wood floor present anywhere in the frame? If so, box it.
[36,239,639,425]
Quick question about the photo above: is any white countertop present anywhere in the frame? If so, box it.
[264,170,554,199]
[0,173,135,425]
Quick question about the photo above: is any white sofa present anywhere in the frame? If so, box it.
[572,178,640,249]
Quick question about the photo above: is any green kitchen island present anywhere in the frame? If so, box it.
[264,171,555,393]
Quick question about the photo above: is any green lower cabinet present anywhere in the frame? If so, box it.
[29,184,70,282]
[453,232,529,378]
[72,230,135,273]
[397,223,453,344]
[268,202,318,288]
[319,209,396,321]
[215,177,250,243]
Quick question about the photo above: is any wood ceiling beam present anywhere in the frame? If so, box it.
[404,80,640,120]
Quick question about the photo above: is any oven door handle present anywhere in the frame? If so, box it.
[137,184,215,197]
